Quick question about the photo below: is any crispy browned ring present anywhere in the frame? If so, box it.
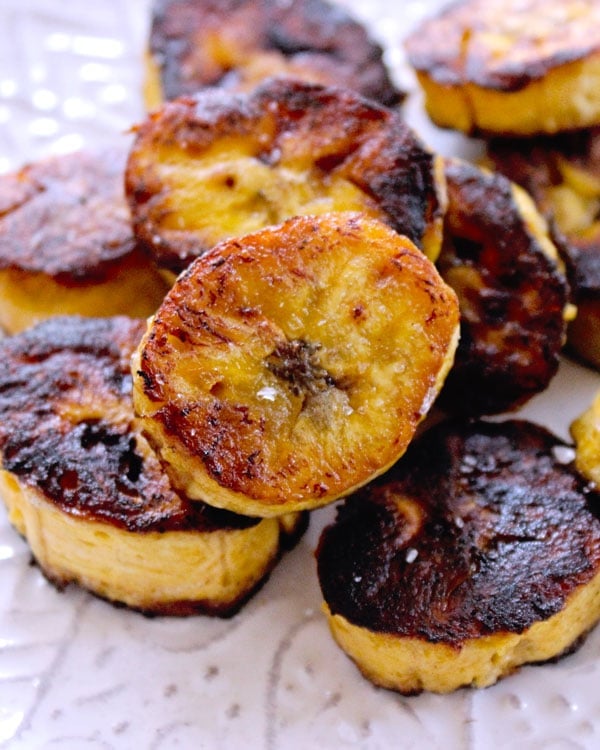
[131,212,459,517]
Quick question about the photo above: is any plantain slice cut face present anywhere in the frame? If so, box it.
[316,418,600,695]
[131,212,460,517]
[0,316,307,616]
[126,77,445,278]
[144,0,403,110]
[487,129,600,370]
[0,148,170,334]
[405,0,600,136]
[436,158,570,416]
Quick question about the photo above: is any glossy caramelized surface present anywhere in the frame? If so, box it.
[132,212,459,516]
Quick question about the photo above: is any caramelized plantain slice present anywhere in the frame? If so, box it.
[571,388,600,486]
[436,158,570,415]
[126,77,445,277]
[317,418,600,694]
[487,129,600,370]
[131,212,460,517]
[0,147,169,334]
[145,0,403,109]
[405,0,600,136]
[0,315,307,616]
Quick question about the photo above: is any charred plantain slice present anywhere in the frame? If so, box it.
[317,418,600,694]
[487,129,600,370]
[405,0,600,136]
[435,158,570,416]
[0,147,170,334]
[131,212,460,517]
[0,315,307,616]
[126,77,445,277]
[145,0,403,110]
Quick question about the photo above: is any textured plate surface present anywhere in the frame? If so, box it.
[0,1,599,748]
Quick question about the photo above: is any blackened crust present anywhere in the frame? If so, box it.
[317,418,600,646]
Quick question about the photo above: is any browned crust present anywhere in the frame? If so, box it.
[316,418,600,647]
[405,0,600,93]
[0,316,261,533]
[126,78,442,274]
[149,0,403,106]
[436,158,568,415]
[0,147,149,282]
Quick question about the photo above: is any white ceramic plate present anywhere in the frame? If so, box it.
[1,1,599,748]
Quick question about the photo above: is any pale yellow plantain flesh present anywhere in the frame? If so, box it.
[132,212,460,517]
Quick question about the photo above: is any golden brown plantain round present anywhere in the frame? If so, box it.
[0,147,170,334]
[131,212,460,517]
[0,315,307,616]
[317,418,600,694]
[487,129,600,370]
[435,158,570,415]
[126,77,445,277]
[405,0,600,136]
[144,0,403,110]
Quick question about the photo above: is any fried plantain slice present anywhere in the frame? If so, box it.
[144,0,403,110]
[405,0,600,136]
[0,147,170,334]
[317,418,600,694]
[571,388,600,486]
[0,316,307,616]
[435,158,570,416]
[126,77,445,277]
[131,212,460,517]
[487,129,600,370]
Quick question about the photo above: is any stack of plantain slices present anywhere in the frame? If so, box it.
[405,0,600,370]
[0,0,409,617]
[0,315,308,616]
[1,0,597,702]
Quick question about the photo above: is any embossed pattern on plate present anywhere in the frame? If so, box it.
[0,1,599,748]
